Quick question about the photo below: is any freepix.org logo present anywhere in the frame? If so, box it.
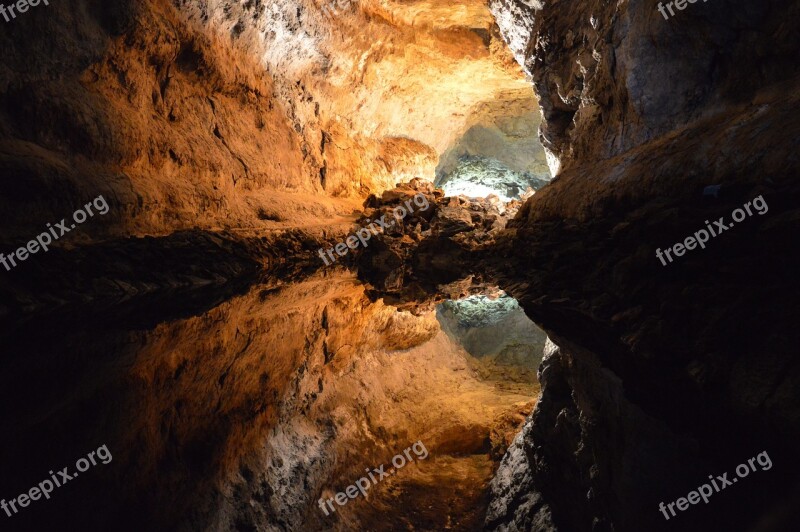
[655,195,768,266]
[657,0,712,21]
[319,440,429,516]
[0,0,50,23]
[318,192,429,266]
[0,194,110,272]
[2,444,113,518]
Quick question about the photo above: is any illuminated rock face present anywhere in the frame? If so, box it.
[490,0,800,174]
[435,95,551,201]
[177,0,536,193]
[437,155,547,202]
[0,0,536,243]
[488,0,539,69]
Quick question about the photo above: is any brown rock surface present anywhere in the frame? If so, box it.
[481,1,800,530]
[492,0,800,175]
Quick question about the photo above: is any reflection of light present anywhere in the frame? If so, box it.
[441,182,513,202]
[441,294,518,327]
[437,155,549,203]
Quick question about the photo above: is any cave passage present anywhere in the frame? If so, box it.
[434,94,552,202]
[0,0,551,527]
[437,293,546,388]
[2,0,797,531]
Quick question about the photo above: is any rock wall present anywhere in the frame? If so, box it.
[0,0,541,318]
[435,92,551,200]
[491,0,800,175]
[0,0,529,244]
[485,0,800,531]
[437,294,547,364]
[0,0,336,240]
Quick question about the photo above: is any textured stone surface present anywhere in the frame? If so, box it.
[353,178,528,311]
[0,0,367,242]
[174,0,532,188]
[437,294,547,364]
[0,0,533,246]
[491,0,800,175]
[435,94,551,201]
[2,0,799,530]
[489,0,539,70]
[481,2,800,527]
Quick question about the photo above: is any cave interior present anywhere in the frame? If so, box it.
[0,1,798,532]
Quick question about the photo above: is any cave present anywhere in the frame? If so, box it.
[0,1,799,532]
[434,93,552,201]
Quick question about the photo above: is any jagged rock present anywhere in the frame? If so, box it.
[354,182,520,309]
[491,0,800,175]
[433,205,476,236]
[481,1,800,529]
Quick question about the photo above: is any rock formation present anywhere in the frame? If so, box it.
[482,1,800,531]
[0,0,798,531]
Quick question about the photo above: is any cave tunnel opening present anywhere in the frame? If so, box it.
[433,92,553,202]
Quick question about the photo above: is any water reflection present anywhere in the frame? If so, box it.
[0,270,538,531]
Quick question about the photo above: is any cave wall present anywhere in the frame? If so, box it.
[486,0,800,531]
[0,0,530,244]
[438,94,547,178]
[178,0,535,191]
[0,0,336,241]
[491,0,799,175]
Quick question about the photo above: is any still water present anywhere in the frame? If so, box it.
[0,270,541,531]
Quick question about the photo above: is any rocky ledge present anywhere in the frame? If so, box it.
[353,178,531,311]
